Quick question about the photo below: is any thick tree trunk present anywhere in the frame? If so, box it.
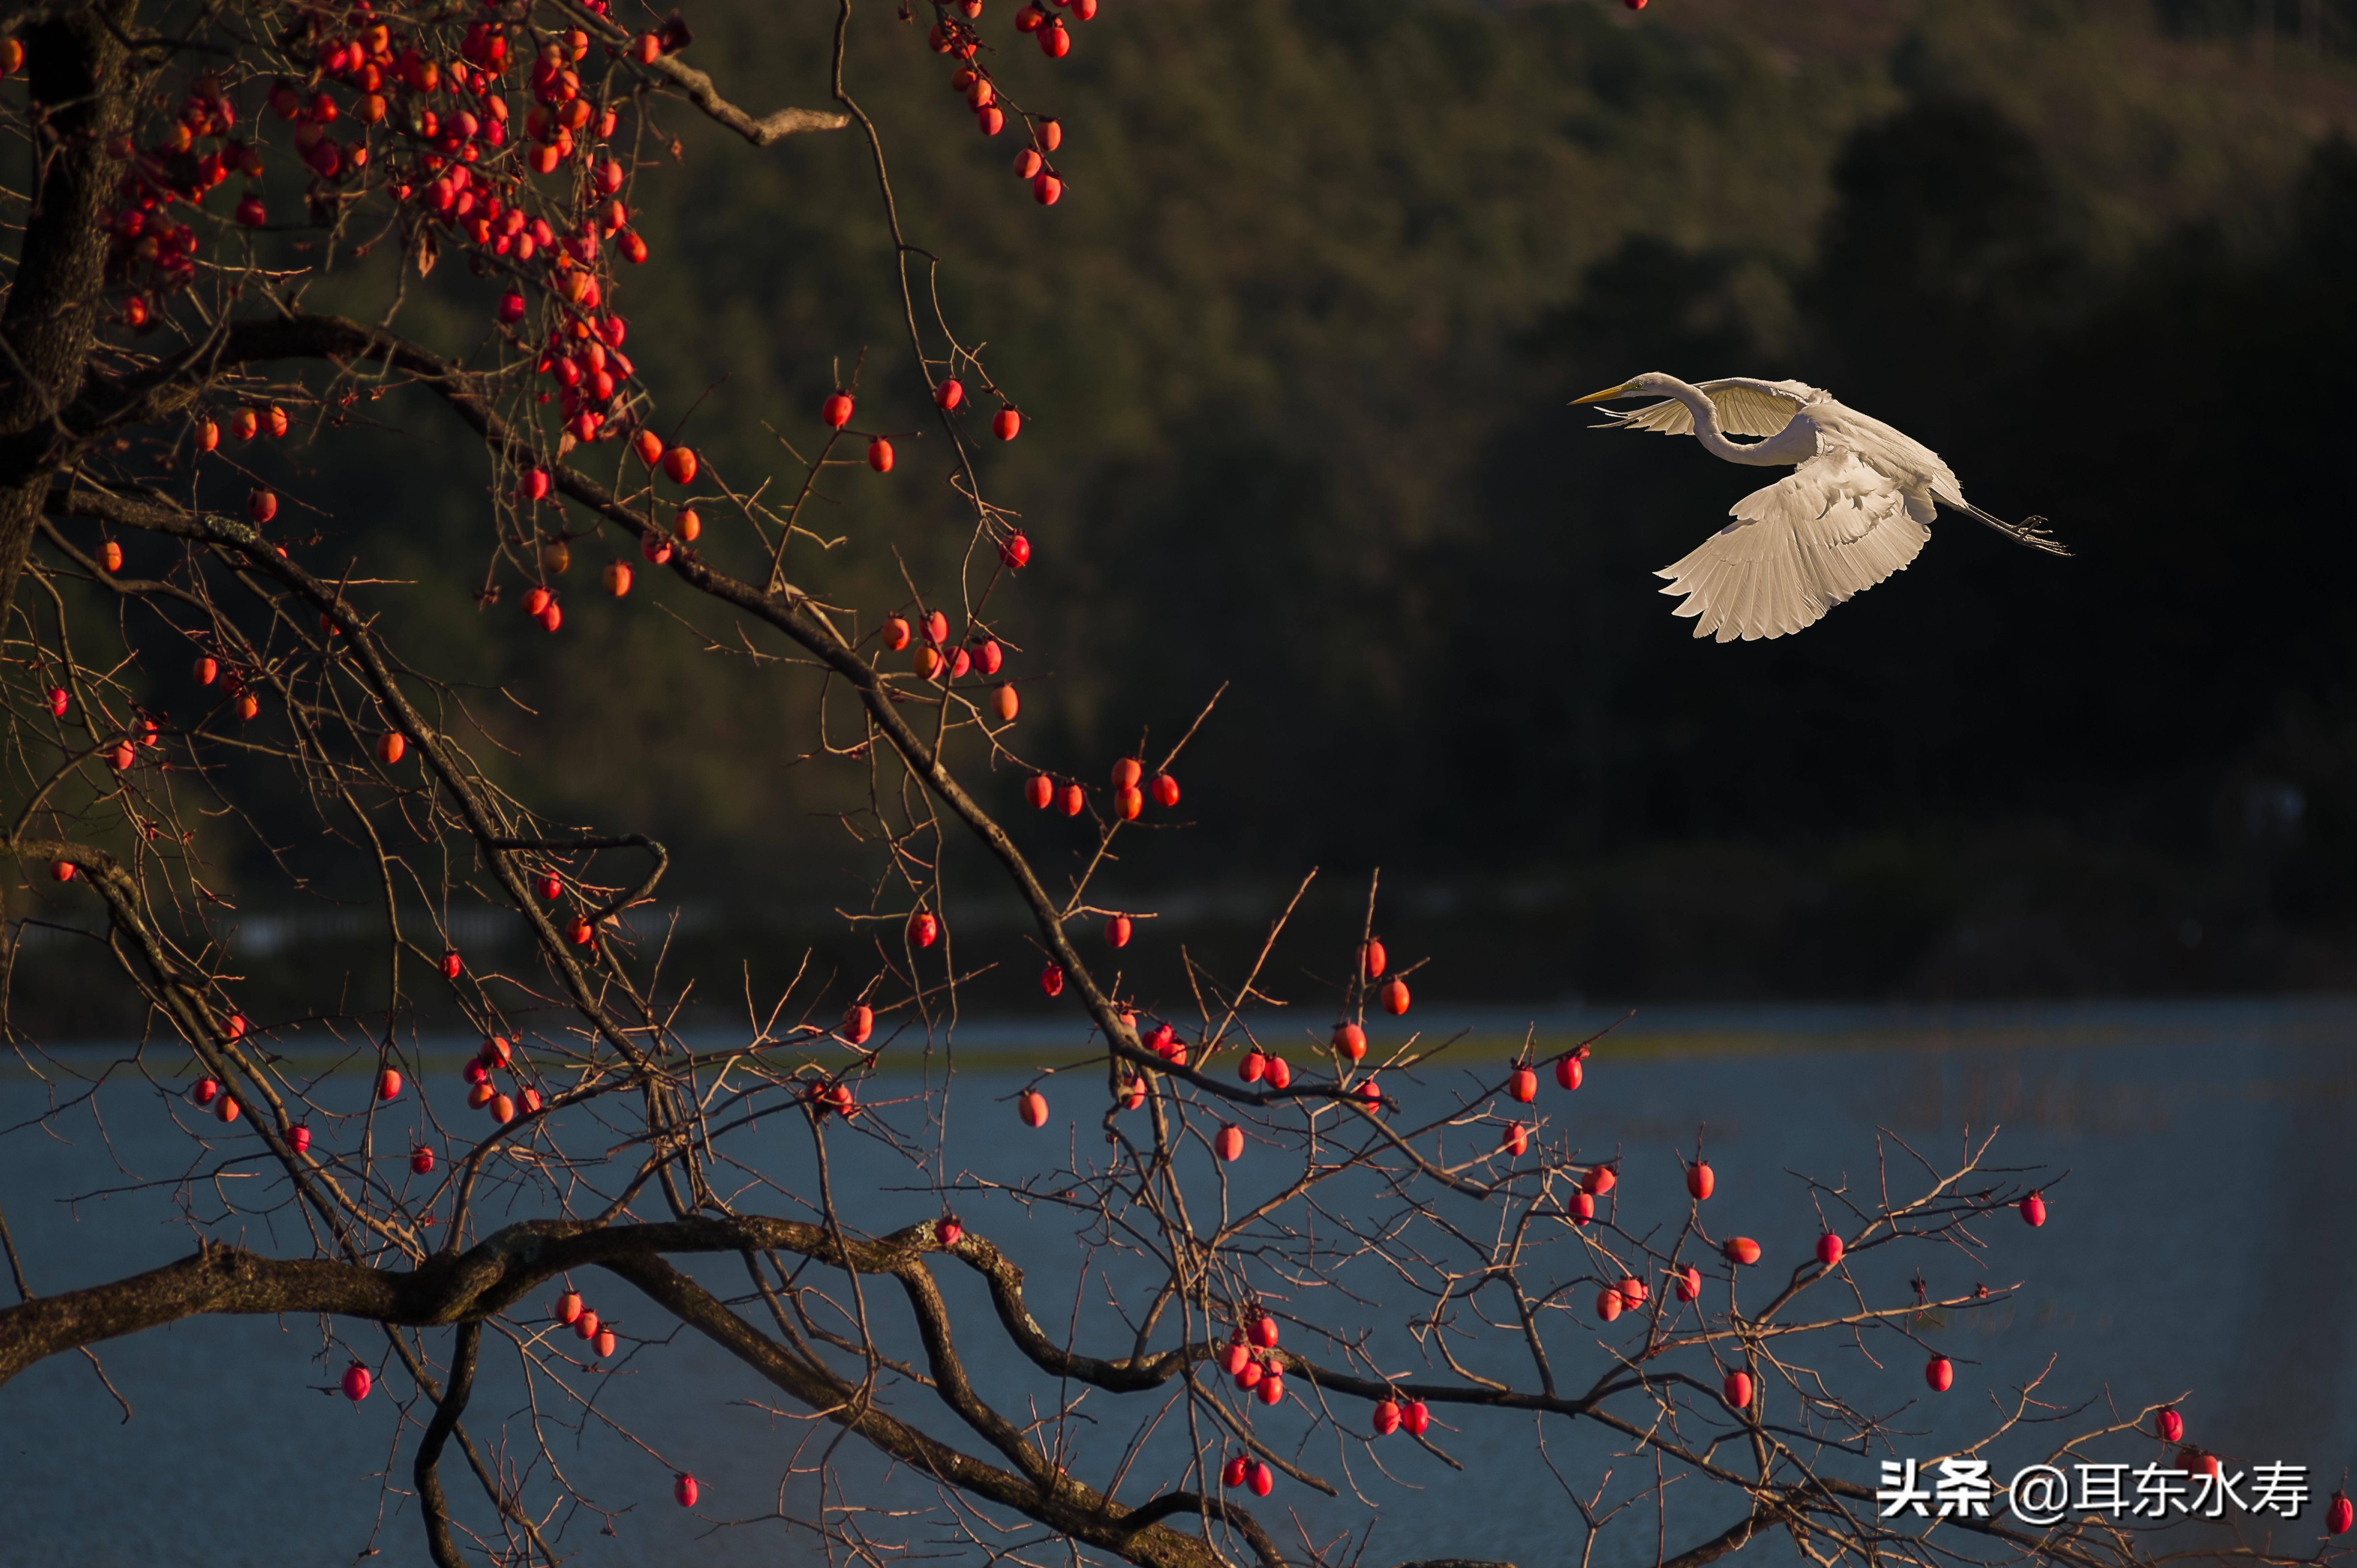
[0,4,135,615]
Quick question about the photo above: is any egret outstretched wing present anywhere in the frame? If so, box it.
[1593,379,1810,439]
[1655,449,1929,642]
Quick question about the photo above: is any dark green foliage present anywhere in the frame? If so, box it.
[49,0,2357,1014]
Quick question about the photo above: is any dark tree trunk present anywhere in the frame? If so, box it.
[0,3,136,615]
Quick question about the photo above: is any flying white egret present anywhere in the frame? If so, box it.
[1572,374,2065,642]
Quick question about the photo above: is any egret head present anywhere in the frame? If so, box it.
[1570,372,1677,405]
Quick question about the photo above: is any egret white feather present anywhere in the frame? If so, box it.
[1571,372,2064,641]
[1591,378,1811,440]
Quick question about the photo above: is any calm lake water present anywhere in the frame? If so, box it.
[3,999,2355,1567]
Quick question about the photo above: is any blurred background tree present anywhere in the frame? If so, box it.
[25,0,2357,1029]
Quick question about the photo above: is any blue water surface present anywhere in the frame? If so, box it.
[2,999,2354,1567]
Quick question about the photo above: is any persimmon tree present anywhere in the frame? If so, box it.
[0,5,2336,1568]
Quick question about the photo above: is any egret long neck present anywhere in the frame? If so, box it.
[1659,377,1783,465]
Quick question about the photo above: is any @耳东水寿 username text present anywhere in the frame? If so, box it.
[1878,1459,2318,1526]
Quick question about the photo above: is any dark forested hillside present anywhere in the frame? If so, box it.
[25,0,2357,1023]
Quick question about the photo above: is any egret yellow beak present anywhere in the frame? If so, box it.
[1570,383,1634,405]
